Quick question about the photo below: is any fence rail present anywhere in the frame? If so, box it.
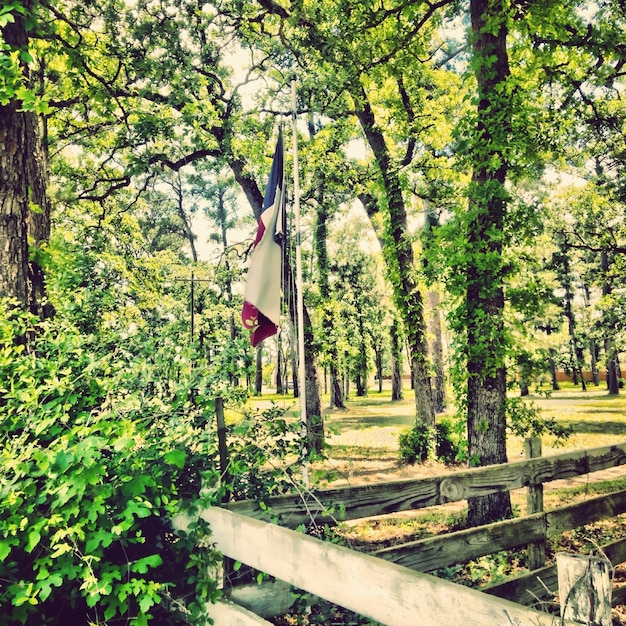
[228,442,626,528]
[174,507,576,626]
[177,441,626,624]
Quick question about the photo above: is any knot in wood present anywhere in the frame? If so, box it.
[439,477,461,502]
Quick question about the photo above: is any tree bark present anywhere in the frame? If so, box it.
[601,251,620,395]
[355,85,434,429]
[466,0,513,526]
[390,318,404,401]
[255,345,263,396]
[427,289,447,413]
[1,5,50,313]
[309,115,345,410]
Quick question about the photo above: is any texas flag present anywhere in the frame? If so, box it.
[241,131,285,347]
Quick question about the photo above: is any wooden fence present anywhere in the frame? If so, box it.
[175,441,626,625]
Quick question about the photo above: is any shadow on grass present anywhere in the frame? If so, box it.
[561,419,626,435]
[329,413,415,432]
[326,444,397,460]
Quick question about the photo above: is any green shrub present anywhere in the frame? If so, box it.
[398,422,433,464]
[399,419,461,465]
[435,420,460,464]
[0,301,223,625]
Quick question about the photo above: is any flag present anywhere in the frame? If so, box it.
[241,130,285,347]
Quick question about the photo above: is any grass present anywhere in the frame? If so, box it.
[249,381,626,486]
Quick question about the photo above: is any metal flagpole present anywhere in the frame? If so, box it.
[291,76,308,486]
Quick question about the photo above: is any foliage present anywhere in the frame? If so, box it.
[506,397,572,446]
[226,404,312,502]
[0,299,226,625]
[398,419,461,466]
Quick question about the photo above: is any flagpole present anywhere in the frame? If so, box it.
[291,76,308,487]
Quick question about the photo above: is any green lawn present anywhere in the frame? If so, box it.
[247,382,626,485]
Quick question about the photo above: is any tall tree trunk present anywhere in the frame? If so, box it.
[373,342,384,393]
[466,0,513,527]
[601,251,620,395]
[285,254,324,453]
[390,317,404,401]
[276,332,284,394]
[329,367,344,408]
[309,115,345,410]
[290,322,299,398]
[606,340,620,395]
[589,338,600,386]
[355,85,434,429]
[1,5,50,314]
[355,314,368,397]
[549,350,560,391]
[553,238,586,390]
[254,345,263,396]
[427,289,447,413]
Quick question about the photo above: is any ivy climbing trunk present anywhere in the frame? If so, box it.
[0,3,50,315]
[390,317,404,401]
[466,0,513,527]
[355,84,434,429]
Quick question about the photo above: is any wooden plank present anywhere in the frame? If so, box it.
[207,599,274,625]
[485,536,626,606]
[375,514,547,573]
[546,489,626,537]
[374,490,626,574]
[178,507,576,626]
[228,442,626,528]
[526,438,547,570]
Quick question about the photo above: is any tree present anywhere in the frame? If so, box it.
[232,0,448,430]
[0,0,50,314]
[462,0,514,526]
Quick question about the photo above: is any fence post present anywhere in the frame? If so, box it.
[215,396,236,589]
[525,437,546,570]
[557,552,612,626]
[215,396,231,504]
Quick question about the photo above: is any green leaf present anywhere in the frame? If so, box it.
[164,449,186,468]
[25,529,41,553]
[130,554,163,574]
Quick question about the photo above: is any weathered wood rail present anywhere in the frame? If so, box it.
[174,507,576,626]
[228,442,626,528]
[177,442,626,624]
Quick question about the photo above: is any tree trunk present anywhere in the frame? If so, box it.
[290,323,299,398]
[601,251,620,395]
[606,341,620,395]
[255,345,263,396]
[427,289,447,413]
[549,351,560,391]
[302,305,324,454]
[329,366,344,408]
[1,6,50,314]
[559,242,586,390]
[390,318,404,401]
[589,338,600,385]
[466,0,513,527]
[355,86,434,429]
[285,251,324,452]
[276,332,284,394]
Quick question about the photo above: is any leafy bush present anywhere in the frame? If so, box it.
[506,396,572,445]
[0,301,223,625]
[399,420,461,465]
[398,422,433,464]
